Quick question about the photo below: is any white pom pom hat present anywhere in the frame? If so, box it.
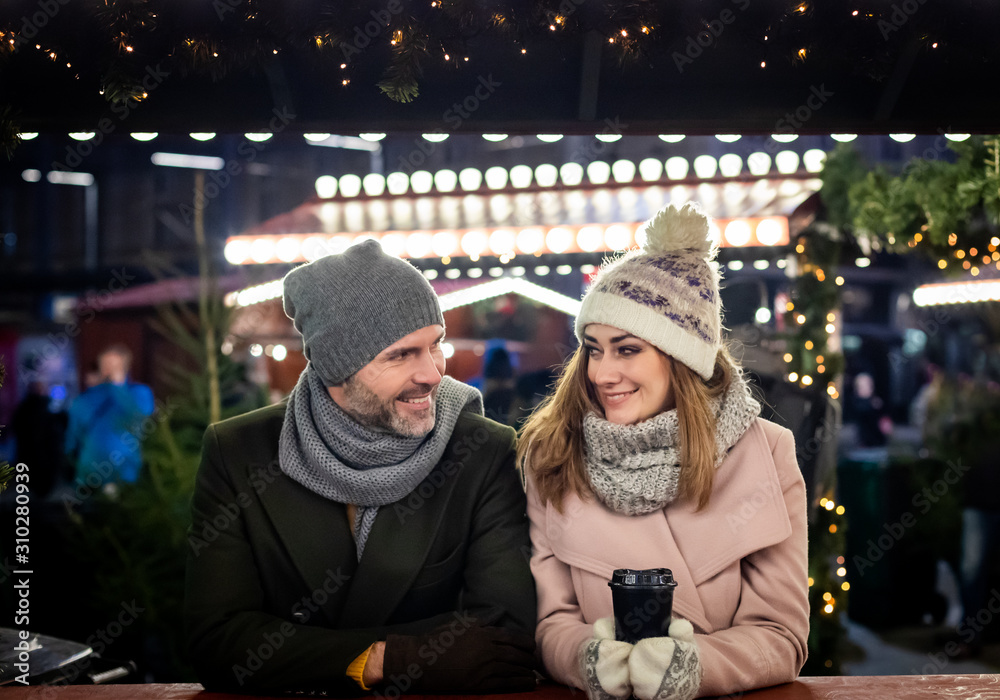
[575,202,722,380]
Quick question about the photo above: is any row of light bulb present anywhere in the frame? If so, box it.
[913,279,1000,307]
[421,264,595,281]
[223,217,788,266]
[313,151,823,199]
[17,133,973,144]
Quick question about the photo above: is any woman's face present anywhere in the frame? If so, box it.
[584,323,675,425]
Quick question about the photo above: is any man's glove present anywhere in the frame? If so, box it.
[628,618,702,700]
[383,623,536,694]
[579,617,634,700]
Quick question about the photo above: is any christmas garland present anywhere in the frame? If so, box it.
[0,0,989,155]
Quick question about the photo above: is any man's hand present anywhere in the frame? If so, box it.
[362,641,385,687]
[382,623,536,693]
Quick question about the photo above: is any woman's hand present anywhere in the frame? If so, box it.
[579,617,633,700]
[628,618,702,700]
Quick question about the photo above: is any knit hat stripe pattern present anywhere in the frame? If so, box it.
[578,289,716,380]
[283,239,445,385]
[575,202,722,381]
[595,256,719,343]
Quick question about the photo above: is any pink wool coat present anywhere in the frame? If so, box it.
[526,418,809,698]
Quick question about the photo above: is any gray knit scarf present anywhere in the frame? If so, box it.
[279,365,483,558]
[583,370,760,516]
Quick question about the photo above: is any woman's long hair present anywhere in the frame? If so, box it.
[517,344,739,512]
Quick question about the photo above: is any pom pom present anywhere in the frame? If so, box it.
[641,202,715,259]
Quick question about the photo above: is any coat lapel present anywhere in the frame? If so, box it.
[544,492,713,633]
[255,459,358,626]
[336,461,458,629]
[666,420,792,586]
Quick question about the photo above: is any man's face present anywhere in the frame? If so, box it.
[98,351,129,384]
[329,324,446,437]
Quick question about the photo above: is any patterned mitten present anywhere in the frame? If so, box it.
[628,618,703,700]
[579,617,634,700]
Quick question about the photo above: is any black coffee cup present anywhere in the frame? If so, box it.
[608,568,678,644]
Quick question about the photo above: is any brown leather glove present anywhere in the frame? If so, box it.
[382,620,537,694]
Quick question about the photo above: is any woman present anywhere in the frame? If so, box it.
[519,202,809,700]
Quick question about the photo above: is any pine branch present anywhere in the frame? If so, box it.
[378,21,426,103]
[0,105,21,160]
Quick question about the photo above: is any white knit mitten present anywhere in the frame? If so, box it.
[579,617,633,700]
[628,618,703,700]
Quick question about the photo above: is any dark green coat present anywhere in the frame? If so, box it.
[184,402,535,695]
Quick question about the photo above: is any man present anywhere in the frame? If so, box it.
[185,240,537,695]
[65,343,155,485]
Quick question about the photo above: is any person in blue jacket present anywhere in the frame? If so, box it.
[65,343,155,486]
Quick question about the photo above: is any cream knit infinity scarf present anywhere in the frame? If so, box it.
[583,371,759,515]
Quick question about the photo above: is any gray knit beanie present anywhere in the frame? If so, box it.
[575,202,722,380]
[282,239,445,385]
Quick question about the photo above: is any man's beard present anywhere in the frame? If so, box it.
[341,376,437,437]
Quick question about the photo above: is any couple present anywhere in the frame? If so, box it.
[185,203,809,699]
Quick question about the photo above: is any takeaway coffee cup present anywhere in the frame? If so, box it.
[608,568,678,644]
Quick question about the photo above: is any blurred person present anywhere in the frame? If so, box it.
[11,380,68,498]
[509,366,558,428]
[519,203,808,700]
[482,346,517,425]
[850,372,891,447]
[185,240,536,695]
[64,344,155,485]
